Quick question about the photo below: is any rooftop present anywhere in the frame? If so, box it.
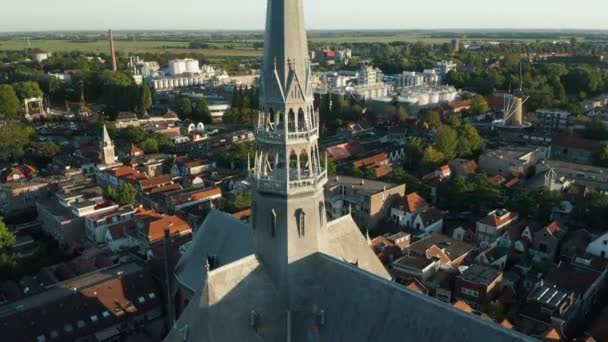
[325,175,399,195]
[458,264,502,286]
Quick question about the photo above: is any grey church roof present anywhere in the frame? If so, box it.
[174,210,254,294]
[166,252,532,342]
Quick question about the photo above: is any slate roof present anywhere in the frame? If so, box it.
[165,253,531,342]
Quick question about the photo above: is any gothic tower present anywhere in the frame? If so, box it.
[100,124,116,165]
[251,0,327,299]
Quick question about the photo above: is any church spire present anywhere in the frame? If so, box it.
[101,124,112,147]
[251,0,327,289]
[262,0,311,103]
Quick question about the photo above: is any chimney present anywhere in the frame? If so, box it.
[108,29,118,72]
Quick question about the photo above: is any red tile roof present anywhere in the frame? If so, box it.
[130,144,144,157]
[546,221,564,236]
[397,193,430,213]
[490,175,506,185]
[501,319,514,330]
[453,300,474,313]
[353,153,388,168]
[232,209,252,220]
[406,279,427,294]
[479,210,517,228]
[112,166,139,178]
[139,175,173,190]
[504,177,520,188]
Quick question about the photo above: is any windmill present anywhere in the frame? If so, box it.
[493,61,538,131]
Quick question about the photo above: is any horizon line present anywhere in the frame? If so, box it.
[1,28,608,34]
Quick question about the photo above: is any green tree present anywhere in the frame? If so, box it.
[469,95,491,115]
[584,118,608,140]
[136,85,153,113]
[484,301,506,322]
[321,153,337,176]
[0,217,16,249]
[506,188,537,218]
[456,124,483,158]
[0,85,20,119]
[115,183,137,206]
[192,97,212,124]
[388,169,430,198]
[173,95,193,119]
[222,191,252,213]
[140,138,159,154]
[364,167,378,180]
[39,142,60,162]
[422,146,445,169]
[423,110,442,129]
[0,123,36,161]
[434,125,458,161]
[405,137,425,166]
[537,188,563,221]
[397,106,408,124]
[593,141,608,167]
[13,81,43,101]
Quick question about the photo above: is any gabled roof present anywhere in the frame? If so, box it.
[544,221,565,237]
[420,206,444,226]
[478,209,517,228]
[130,144,144,157]
[138,213,192,243]
[352,153,388,168]
[544,327,563,341]
[396,192,430,213]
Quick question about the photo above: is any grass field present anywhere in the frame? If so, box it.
[0,39,262,58]
[0,33,579,57]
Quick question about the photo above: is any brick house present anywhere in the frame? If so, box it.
[455,264,503,309]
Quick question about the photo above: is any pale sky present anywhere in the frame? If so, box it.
[1,0,608,32]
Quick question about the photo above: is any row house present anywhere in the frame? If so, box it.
[146,186,222,215]
[391,192,444,238]
[352,153,392,178]
[586,232,608,260]
[454,264,503,310]
[126,210,193,260]
[324,176,405,231]
[0,180,50,214]
[37,181,119,244]
[0,164,38,183]
[96,166,144,191]
[0,262,163,342]
[392,234,475,283]
[476,209,519,247]
[84,205,139,244]
[170,159,217,179]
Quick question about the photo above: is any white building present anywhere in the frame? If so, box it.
[396,70,440,89]
[169,58,200,75]
[586,233,608,259]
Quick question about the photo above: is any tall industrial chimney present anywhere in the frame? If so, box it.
[108,29,118,72]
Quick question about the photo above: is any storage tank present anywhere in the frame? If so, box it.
[418,93,430,106]
[430,92,440,105]
[185,59,200,74]
[398,96,419,106]
[169,60,187,75]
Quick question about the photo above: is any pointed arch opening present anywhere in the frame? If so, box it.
[288,109,296,132]
[298,108,306,131]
